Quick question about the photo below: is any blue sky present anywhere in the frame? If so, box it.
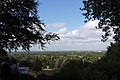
[30,0,113,51]
[38,0,85,31]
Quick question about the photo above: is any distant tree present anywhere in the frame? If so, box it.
[32,56,42,75]
[80,0,120,42]
[0,0,59,52]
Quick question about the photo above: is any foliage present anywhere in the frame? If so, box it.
[12,51,120,80]
[0,47,7,57]
[81,1,120,79]
[19,60,33,67]
[9,51,120,80]
[101,42,120,80]
[106,42,120,58]
[11,51,104,69]
[54,59,108,80]
[80,0,120,42]
[0,0,59,52]
[32,56,42,74]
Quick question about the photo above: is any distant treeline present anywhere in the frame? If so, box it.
[9,51,105,73]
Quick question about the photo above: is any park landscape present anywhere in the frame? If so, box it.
[10,51,105,79]
[4,50,120,80]
[0,0,120,80]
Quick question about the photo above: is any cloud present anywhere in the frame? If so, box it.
[56,27,68,34]
[47,23,65,29]
[56,20,102,40]
[30,20,113,51]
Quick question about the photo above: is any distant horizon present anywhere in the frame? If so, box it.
[37,0,113,51]
[12,50,107,53]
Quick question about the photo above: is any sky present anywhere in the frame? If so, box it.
[30,0,113,51]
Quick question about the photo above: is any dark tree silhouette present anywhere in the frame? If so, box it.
[0,0,59,52]
[80,0,120,42]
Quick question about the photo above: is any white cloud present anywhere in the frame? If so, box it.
[57,20,102,41]
[47,23,65,29]
[56,27,68,34]
[30,20,113,51]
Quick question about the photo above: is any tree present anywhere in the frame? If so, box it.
[0,0,59,52]
[80,0,120,42]
[0,47,7,57]
[32,56,43,75]
[81,1,120,79]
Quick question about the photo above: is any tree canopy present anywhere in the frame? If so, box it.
[0,0,59,52]
[80,0,120,42]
